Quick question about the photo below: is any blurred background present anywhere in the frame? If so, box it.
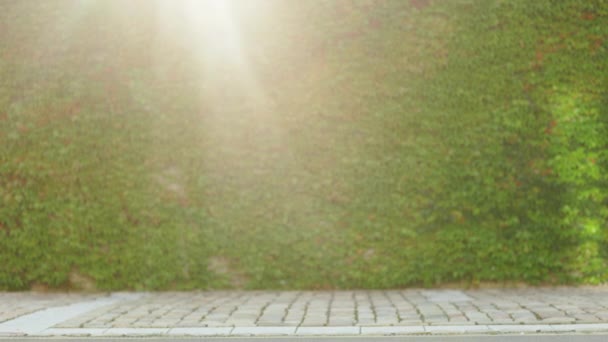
[0,0,607,291]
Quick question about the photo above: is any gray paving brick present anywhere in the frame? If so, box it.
[176,321,202,327]
[328,318,356,326]
[356,319,376,325]
[541,317,577,323]
[300,321,328,327]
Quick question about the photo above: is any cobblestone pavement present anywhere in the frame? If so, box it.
[2,287,608,336]
[53,287,608,328]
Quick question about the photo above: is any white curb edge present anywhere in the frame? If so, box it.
[0,324,606,337]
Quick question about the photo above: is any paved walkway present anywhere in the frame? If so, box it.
[1,287,608,337]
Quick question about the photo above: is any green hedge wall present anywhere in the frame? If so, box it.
[0,0,606,290]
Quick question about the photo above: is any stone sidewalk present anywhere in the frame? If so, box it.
[2,287,608,337]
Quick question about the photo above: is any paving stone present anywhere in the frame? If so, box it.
[231,313,259,319]
[513,318,539,324]
[423,313,448,319]
[300,320,328,327]
[225,318,256,327]
[574,315,602,322]
[541,317,576,323]
[176,321,202,327]
[395,320,425,325]
[491,319,517,324]
[356,319,376,325]
[257,316,284,323]
[80,322,110,328]
[286,313,305,320]
[201,322,234,327]
[328,318,356,326]
[110,322,137,328]
[152,319,181,326]
[357,312,376,318]
[357,312,375,319]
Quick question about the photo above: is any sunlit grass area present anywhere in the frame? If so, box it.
[1,0,606,290]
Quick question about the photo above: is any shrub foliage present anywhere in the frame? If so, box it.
[0,0,606,289]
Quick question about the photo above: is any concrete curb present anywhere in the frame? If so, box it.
[0,324,605,337]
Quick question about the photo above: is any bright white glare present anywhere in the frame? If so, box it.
[153,0,250,64]
[186,0,240,57]
[153,0,275,110]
